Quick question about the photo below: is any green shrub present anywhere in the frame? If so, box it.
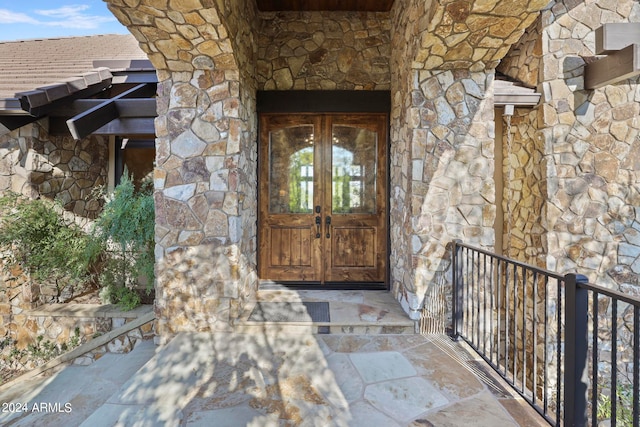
[597,383,634,426]
[91,171,155,309]
[0,193,97,299]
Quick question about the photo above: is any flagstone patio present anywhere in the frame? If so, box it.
[0,290,547,426]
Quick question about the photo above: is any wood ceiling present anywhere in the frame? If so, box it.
[255,0,395,12]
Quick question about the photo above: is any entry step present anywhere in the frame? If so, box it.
[235,289,417,335]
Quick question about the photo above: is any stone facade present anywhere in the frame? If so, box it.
[3,0,639,417]
[496,0,640,399]
[107,0,261,338]
[387,0,544,319]
[0,120,107,220]
[101,0,551,340]
[256,12,391,90]
[499,1,640,285]
[0,120,110,343]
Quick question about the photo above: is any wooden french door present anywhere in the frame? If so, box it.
[258,113,388,284]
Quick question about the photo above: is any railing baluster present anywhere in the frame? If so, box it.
[523,266,527,395]
[544,274,549,417]
[449,242,640,427]
[452,241,461,340]
[612,300,618,427]
[476,249,481,348]
[533,270,538,406]
[592,291,599,427]
[489,258,498,364]
[513,263,518,385]
[634,305,639,427]
[556,276,562,425]
[497,258,502,373]
[471,248,476,346]
[506,258,511,383]
[463,246,468,337]
[483,252,488,357]
[468,246,472,339]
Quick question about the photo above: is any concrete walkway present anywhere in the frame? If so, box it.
[0,331,546,426]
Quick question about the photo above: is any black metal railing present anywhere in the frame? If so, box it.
[451,241,640,427]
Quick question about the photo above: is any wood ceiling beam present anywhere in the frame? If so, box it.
[585,43,640,90]
[255,0,394,11]
[66,83,156,140]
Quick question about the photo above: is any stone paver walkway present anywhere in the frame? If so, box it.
[0,332,545,426]
[0,289,548,426]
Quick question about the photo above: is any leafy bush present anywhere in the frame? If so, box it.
[597,383,633,426]
[91,171,155,309]
[1,328,82,384]
[0,193,97,299]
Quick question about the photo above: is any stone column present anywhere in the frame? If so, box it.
[106,0,259,341]
[403,69,496,320]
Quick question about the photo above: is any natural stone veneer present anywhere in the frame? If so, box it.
[104,0,551,338]
[0,120,107,219]
[107,0,260,338]
[497,0,640,390]
[256,12,391,90]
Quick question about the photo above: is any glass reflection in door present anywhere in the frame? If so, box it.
[331,125,377,214]
[268,125,315,214]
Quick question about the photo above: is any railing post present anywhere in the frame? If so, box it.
[564,273,590,427]
[451,240,462,340]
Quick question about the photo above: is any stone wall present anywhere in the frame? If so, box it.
[497,0,640,400]
[108,0,261,339]
[0,120,107,220]
[256,11,391,90]
[391,0,498,322]
[500,106,547,267]
[497,18,542,88]
[499,0,640,287]
[104,0,554,336]
[388,0,431,321]
[0,120,110,342]
[0,247,151,352]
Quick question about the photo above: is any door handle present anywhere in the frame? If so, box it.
[315,216,321,238]
[325,216,331,238]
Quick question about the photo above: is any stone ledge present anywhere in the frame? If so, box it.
[25,304,153,319]
[0,310,155,393]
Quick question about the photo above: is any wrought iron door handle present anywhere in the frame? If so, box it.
[315,216,321,238]
[325,216,331,238]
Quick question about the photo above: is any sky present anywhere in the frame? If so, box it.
[0,1,129,41]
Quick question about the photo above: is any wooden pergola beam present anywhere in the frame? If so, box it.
[91,118,156,136]
[0,115,39,134]
[66,83,156,140]
[585,43,640,90]
[17,80,112,117]
[52,98,157,118]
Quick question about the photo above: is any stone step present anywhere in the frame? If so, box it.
[235,320,416,335]
[234,289,417,335]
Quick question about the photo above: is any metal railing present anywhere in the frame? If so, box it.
[451,241,640,426]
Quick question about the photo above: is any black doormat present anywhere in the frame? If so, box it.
[248,301,330,322]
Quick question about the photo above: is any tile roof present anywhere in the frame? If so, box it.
[0,34,148,99]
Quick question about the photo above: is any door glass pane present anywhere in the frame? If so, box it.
[332,125,377,214]
[269,125,315,213]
